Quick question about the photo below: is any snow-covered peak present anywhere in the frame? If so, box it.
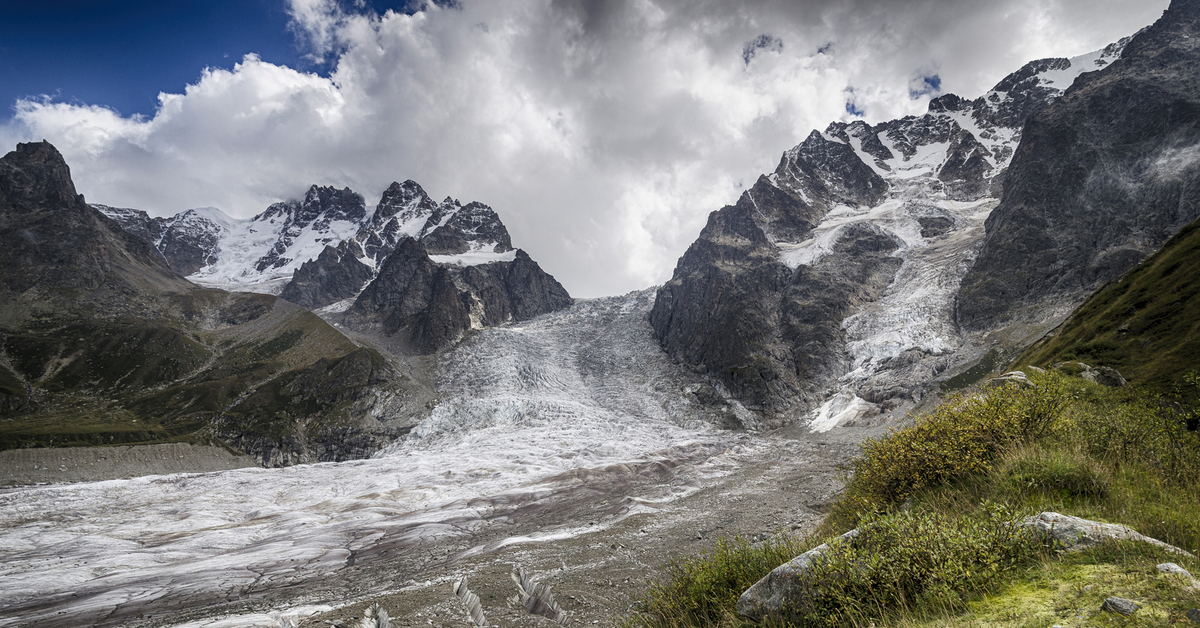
[175,206,237,230]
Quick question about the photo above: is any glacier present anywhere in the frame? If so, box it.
[0,291,760,627]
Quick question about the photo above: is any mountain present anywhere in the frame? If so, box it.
[96,204,235,276]
[279,180,518,310]
[98,176,573,354]
[344,238,572,354]
[651,34,1146,425]
[956,0,1200,330]
[97,185,369,294]
[1,142,429,466]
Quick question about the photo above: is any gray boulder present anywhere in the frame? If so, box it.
[736,529,860,622]
[1021,512,1194,556]
[1101,596,1141,616]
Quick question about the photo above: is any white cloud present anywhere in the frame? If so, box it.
[2,0,1168,297]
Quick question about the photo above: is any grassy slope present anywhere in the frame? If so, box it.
[625,374,1200,628]
[1015,218,1200,403]
[0,289,395,453]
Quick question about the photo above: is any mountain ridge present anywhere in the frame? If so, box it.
[650,28,1174,428]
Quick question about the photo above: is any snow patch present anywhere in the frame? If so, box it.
[808,392,873,432]
[430,244,518,266]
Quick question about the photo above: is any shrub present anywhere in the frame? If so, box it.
[628,534,808,628]
[790,503,1042,626]
[835,373,1069,520]
[1074,394,1200,485]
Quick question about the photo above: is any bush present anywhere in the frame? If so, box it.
[790,503,1042,626]
[835,373,1069,520]
[1074,393,1200,485]
[628,535,808,628]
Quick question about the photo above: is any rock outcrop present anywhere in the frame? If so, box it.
[1021,511,1195,556]
[347,239,571,354]
[957,0,1200,330]
[278,240,375,309]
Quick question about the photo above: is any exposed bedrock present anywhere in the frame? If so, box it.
[957,0,1200,330]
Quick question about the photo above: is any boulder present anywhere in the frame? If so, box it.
[1158,563,1200,591]
[1021,512,1194,557]
[1102,596,1140,616]
[736,529,861,622]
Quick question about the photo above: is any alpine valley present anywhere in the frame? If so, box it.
[1,1,1198,627]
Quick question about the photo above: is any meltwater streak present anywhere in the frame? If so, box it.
[0,290,745,627]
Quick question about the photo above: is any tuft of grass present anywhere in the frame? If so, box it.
[625,535,809,628]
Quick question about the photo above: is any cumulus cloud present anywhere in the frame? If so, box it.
[1,0,1168,297]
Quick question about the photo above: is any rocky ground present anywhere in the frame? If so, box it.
[0,443,256,486]
[145,424,871,628]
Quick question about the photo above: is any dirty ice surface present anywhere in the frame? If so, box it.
[0,290,757,628]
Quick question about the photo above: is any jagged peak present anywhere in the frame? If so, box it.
[0,140,81,212]
[927,93,968,113]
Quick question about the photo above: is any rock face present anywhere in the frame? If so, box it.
[0,142,193,302]
[957,0,1200,330]
[95,205,234,276]
[651,41,1120,420]
[278,240,375,309]
[347,239,571,354]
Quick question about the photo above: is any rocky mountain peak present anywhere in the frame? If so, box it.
[420,201,513,255]
[0,141,81,214]
[1,141,191,301]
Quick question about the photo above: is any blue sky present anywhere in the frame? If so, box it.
[2,1,294,117]
[0,0,1170,297]
[0,0,425,118]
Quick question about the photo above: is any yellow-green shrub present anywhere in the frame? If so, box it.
[791,504,1042,627]
[836,373,1068,520]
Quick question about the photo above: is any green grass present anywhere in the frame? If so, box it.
[623,371,1200,628]
[623,535,809,628]
[1016,218,1200,405]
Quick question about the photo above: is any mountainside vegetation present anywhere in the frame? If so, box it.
[625,370,1200,627]
[1015,216,1200,407]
